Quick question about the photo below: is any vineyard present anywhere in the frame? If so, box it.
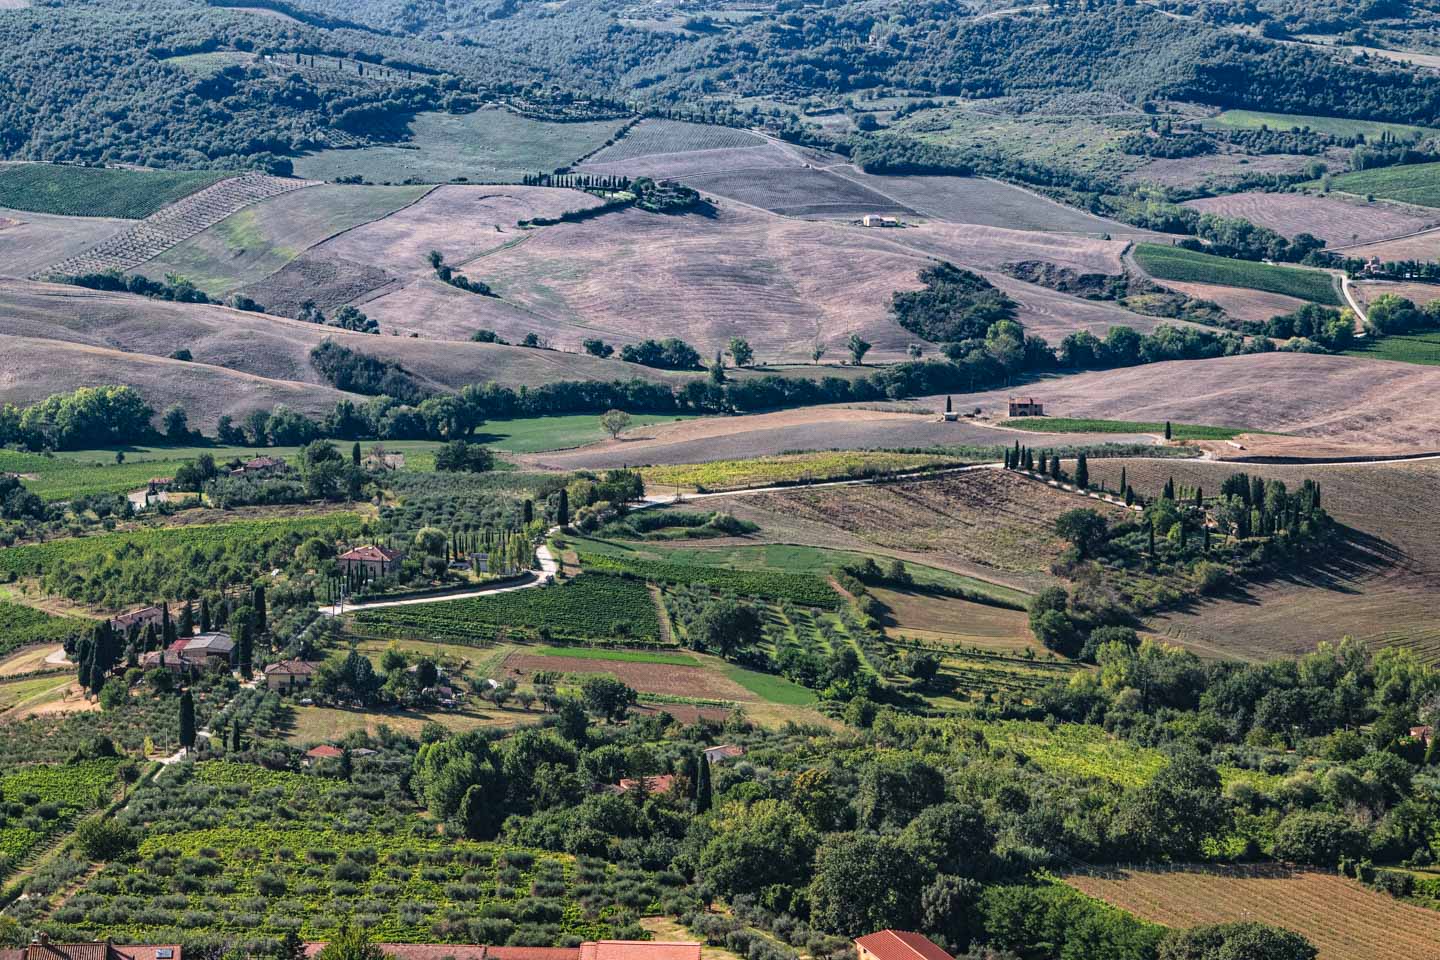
[579,553,842,608]
[39,173,320,279]
[1133,243,1342,305]
[63,759,662,943]
[0,165,226,219]
[1065,863,1440,960]
[931,649,1083,705]
[1000,418,1245,440]
[0,759,121,881]
[349,573,662,644]
[1346,330,1440,366]
[640,450,972,493]
[0,600,92,658]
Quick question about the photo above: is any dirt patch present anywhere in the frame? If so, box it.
[501,651,755,702]
[1350,279,1440,309]
[239,252,397,317]
[1183,192,1436,246]
[1333,224,1440,261]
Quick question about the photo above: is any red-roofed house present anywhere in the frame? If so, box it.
[0,938,180,960]
[264,659,317,692]
[610,774,677,796]
[581,942,700,960]
[854,931,953,960]
[300,942,698,960]
[304,745,345,764]
[339,544,404,577]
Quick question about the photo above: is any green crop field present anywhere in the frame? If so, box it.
[1318,160,1440,207]
[718,662,818,705]
[1207,108,1438,141]
[1133,243,1341,304]
[475,413,699,454]
[293,108,629,184]
[350,573,661,645]
[0,164,227,218]
[1345,330,1440,365]
[578,553,842,608]
[1001,418,1247,440]
[0,601,92,658]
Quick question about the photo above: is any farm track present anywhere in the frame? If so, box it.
[38,173,320,278]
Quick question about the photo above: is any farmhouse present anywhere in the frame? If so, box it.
[304,744,345,765]
[703,744,745,763]
[109,604,166,633]
[230,455,286,477]
[853,931,953,960]
[610,774,677,795]
[1008,396,1044,417]
[0,937,181,960]
[263,658,317,692]
[339,544,405,577]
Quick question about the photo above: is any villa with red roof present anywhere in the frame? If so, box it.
[338,544,404,577]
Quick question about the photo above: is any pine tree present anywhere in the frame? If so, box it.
[1075,453,1089,490]
[179,690,196,752]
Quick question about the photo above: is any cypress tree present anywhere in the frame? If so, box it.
[162,602,175,646]
[557,488,569,527]
[1148,519,1157,556]
[252,585,267,634]
[1163,477,1176,501]
[524,499,534,525]
[1119,466,1127,498]
[178,601,194,637]
[1075,453,1089,490]
[352,441,361,467]
[238,625,253,681]
[1049,456,1061,481]
[1195,486,1203,508]
[695,754,712,813]
[1164,420,1172,440]
[230,719,242,752]
[199,597,211,634]
[179,690,196,751]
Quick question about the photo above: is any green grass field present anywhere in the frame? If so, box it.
[0,164,227,218]
[1002,418,1247,440]
[293,108,628,184]
[160,51,257,76]
[1345,330,1440,365]
[1319,160,1440,208]
[718,662,818,705]
[1133,243,1341,304]
[1207,108,1438,141]
[474,413,698,454]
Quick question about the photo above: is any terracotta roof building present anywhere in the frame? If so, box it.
[305,744,345,760]
[109,605,166,633]
[301,942,699,960]
[610,774,677,795]
[0,940,180,960]
[854,931,953,960]
[703,744,744,763]
[339,544,404,577]
[264,658,317,692]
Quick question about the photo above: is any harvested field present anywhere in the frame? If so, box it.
[955,353,1440,452]
[1182,191,1435,246]
[584,119,765,164]
[40,173,319,278]
[0,279,702,415]
[237,252,398,318]
[1122,151,1324,187]
[1350,279,1440,308]
[294,108,628,184]
[500,650,754,702]
[375,199,1139,361]
[872,585,1035,651]
[732,470,1128,593]
[828,166,1157,235]
[138,183,430,296]
[1333,225,1440,262]
[0,333,351,425]
[684,166,913,218]
[0,207,128,279]
[1066,864,1440,960]
[1150,279,1309,323]
[1085,457,1440,660]
[524,407,1152,472]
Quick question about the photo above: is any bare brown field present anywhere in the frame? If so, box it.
[1123,151,1323,187]
[0,207,129,278]
[1155,279,1311,322]
[0,645,68,678]
[0,279,702,419]
[500,651,755,702]
[732,470,1128,593]
[1066,864,1440,960]
[1333,225,1440,260]
[1086,457,1440,660]
[238,251,398,317]
[1350,279,1440,309]
[524,406,1152,472]
[1182,192,1436,245]
[953,353,1440,452]
[872,585,1036,651]
[366,199,1143,362]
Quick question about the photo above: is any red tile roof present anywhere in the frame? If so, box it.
[305,745,344,759]
[854,932,953,960]
[581,944,700,960]
[264,659,317,676]
[339,545,403,562]
[3,946,180,960]
[612,774,676,795]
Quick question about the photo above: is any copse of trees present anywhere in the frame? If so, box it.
[890,262,1018,343]
[619,337,704,370]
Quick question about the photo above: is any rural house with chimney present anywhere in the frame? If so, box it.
[339,544,404,578]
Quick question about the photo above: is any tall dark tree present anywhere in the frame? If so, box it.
[1075,452,1089,490]
[1165,420,1173,440]
[178,601,194,637]
[199,597,211,633]
[352,441,361,467]
[252,584,267,634]
[557,488,569,527]
[696,753,713,813]
[179,690,196,752]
